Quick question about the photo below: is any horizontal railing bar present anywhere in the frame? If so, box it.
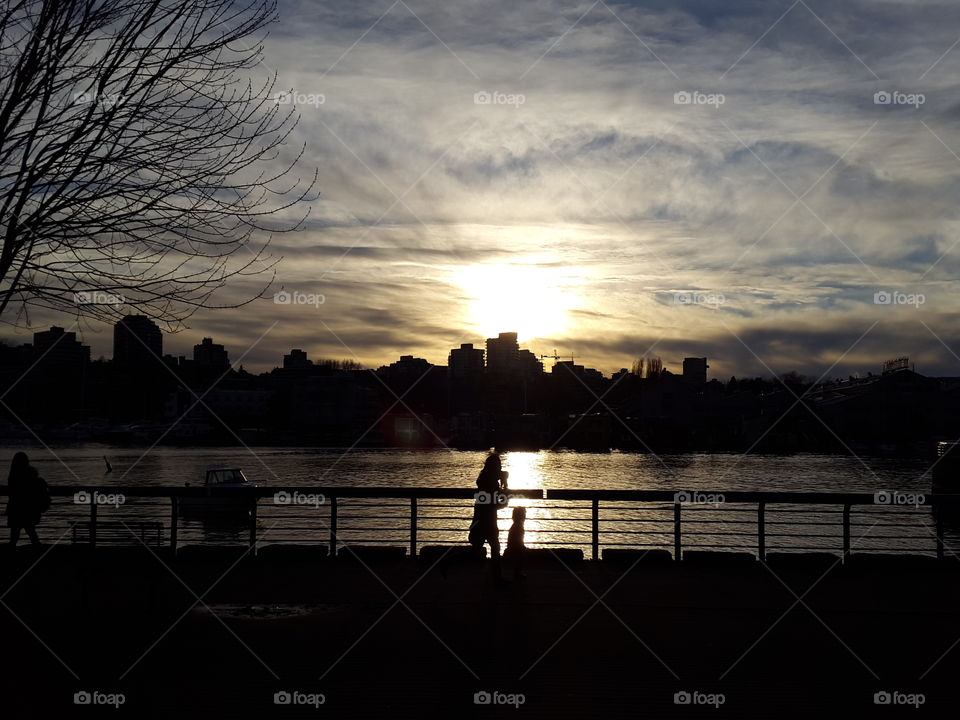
[15,487,547,500]
[546,489,960,504]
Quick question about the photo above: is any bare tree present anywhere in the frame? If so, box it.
[0,0,315,328]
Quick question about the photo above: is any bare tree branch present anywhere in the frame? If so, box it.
[0,0,316,329]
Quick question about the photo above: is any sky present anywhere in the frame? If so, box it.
[13,0,960,380]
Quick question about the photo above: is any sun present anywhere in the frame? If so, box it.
[452,263,573,340]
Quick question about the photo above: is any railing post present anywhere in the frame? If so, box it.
[170,496,178,554]
[89,493,97,549]
[249,496,258,552]
[410,497,418,558]
[674,501,682,561]
[936,508,944,560]
[329,495,338,558]
[591,498,599,561]
[842,503,851,560]
[758,502,766,562]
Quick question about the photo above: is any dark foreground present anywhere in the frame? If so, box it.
[1,545,959,719]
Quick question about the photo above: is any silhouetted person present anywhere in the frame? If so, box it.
[468,451,508,581]
[504,505,527,580]
[5,452,49,546]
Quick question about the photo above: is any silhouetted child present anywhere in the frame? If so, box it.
[504,506,526,580]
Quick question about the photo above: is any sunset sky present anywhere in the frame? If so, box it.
[12,0,960,379]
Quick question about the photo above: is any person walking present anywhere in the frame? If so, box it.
[468,451,509,582]
[5,452,49,547]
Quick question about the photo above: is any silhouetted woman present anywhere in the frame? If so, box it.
[5,452,48,546]
[468,451,508,580]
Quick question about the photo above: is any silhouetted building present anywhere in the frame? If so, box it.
[24,327,91,420]
[113,315,162,368]
[486,332,519,375]
[485,332,543,378]
[0,342,34,367]
[448,343,484,378]
[683,357,708,385]
[378,355,432,379]
[283,348,313,370]
[194,337,230,369]
[518,349,544,377]
[33,326,90,368]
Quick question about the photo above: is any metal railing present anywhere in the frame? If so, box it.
[1,486,958,561]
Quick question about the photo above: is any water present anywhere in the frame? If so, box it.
[1,446,948,557]
[1,445,934,492]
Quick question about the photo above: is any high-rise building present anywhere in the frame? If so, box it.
[33,326,90,368]
[682,357,708,385]
[518,349,544,376]
[113,315,162,368]
[448,343,484,378]
[486,332,519,374]
[194,337,230,369]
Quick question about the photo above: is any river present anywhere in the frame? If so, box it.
[1,446,949,557]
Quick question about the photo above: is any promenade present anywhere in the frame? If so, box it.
[1,545,958,718]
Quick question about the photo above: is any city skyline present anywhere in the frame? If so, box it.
[0,317,936,383]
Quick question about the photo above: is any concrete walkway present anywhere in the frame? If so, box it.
[0,545,958,718]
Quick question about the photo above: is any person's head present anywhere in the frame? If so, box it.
[512,506,526,522]
[9,451,29,474]
[483,451,501,472]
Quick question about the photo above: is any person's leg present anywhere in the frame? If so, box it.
[25,525,39,545]
[9,525,20,546]
[489,535,504,581]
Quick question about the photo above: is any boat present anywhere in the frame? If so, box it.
[933,442,960,489]
[179,467,256,517]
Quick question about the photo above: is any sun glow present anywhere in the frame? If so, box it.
[453,263,574,340]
